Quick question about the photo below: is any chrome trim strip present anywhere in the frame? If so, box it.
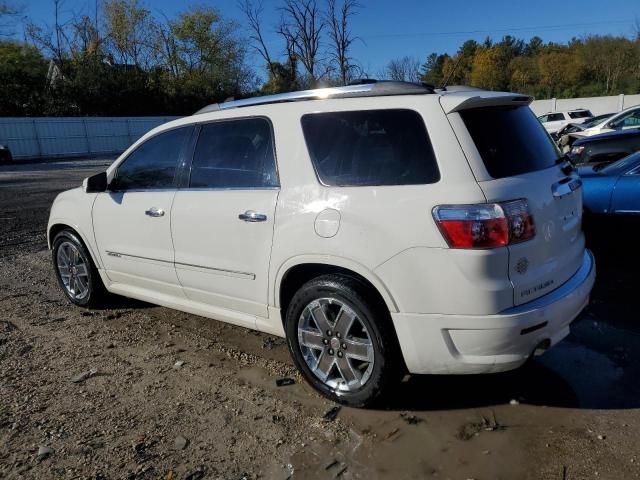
[177,186,280,192]
[175,262,256,280]
[104,251,256,279]
[614,210,640,214]
[105,251,172,264]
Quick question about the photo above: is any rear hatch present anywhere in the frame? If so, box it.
[448,99,585,306]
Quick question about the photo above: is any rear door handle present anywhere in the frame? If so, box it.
[239,210,267,222]
[145,207,165,217]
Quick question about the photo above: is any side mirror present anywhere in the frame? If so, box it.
[84,171,108,193]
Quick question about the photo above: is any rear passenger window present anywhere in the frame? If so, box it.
[189,118,278,189]
[301,109,440,186]
[547,113,565,122]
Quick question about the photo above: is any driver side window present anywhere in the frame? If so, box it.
[113,126,192,191]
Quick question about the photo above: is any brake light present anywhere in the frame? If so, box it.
[433,200,535,249]
[571,145,585,156]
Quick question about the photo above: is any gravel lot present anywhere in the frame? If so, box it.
[1,158,640,480]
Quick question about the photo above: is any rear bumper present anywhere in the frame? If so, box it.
[391,250,596,374]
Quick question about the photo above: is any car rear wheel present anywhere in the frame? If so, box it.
[52,229,107,308]
[285,274,402,407]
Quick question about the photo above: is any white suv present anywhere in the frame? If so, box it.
[48,81,595,406]
[537,109,593,134]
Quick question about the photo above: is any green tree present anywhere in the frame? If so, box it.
[470,47,507,90]
[103,0,154,68]
[0,41,48,115]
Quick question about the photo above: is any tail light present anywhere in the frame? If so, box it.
[433,199,535,249]
[570,145,585,156]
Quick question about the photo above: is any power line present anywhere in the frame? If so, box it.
[360,19,632,40]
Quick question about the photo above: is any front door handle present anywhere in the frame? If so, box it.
[239,210,267,222]
[145,207,165,217]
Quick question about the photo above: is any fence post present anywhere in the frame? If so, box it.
[32,118,43,159]
[551,98,557,112]
[82,118,91,157]
[126,118,134,145]
[618,94,625,112]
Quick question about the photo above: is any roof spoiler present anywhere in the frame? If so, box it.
[440,92,533,114]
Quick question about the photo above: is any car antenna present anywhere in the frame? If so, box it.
[440,54,464,91]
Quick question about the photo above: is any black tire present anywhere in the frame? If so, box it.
[52,229,108,308]
[285,274,403,407]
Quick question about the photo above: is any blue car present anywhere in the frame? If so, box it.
[579,152,640,216]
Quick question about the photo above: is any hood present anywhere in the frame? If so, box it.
[572,128,640,146]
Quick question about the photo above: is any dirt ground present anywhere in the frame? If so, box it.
[1,158,640,480]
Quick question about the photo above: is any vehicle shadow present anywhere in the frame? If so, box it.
[385,220,640,412]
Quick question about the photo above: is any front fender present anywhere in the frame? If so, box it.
[47,188,101,268]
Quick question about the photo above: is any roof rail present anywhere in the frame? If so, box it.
[193,80,434,115]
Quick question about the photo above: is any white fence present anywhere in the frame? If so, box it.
[530,94,640,116]
[0,116,178,161]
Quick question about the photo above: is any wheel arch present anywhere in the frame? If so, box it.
[274,256,399,322]
[48,222,102,269]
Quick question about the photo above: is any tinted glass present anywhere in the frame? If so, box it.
[190,118,278,189]
[114,127,191,190]
[461,106,561,179]
[546,113,564,122]
[584,113,612,128]
[568,110,592,119]
[301,109,440,186]
[616,110,640,128]
[601,152,640,175]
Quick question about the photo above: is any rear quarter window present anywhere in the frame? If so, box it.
[301,109,440,186]
[460,106,561,179]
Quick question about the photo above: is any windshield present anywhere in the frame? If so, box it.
[461,106,561,179]
[584,113,613,128]
[600,152,640,175]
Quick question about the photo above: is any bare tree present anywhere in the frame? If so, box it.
[26,0,71,69]
[279,0,325,82]
[326,0,359,85]
[239,0,276,77]
[383,56,420,82]
[0,0,23,36]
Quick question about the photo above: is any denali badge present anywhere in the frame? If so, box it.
[516,257,529,275]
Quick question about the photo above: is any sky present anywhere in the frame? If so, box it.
[12,0,640,76]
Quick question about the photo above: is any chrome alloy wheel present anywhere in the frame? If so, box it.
[297,298,374,392]
[56,241,90,300]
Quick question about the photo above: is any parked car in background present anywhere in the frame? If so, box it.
[570,105,640,138]
[568,128,640,167]
[580,152,640,223]
[538,109,593,134]
[0,144,12,164]
[555,113,613,148]
[47,81,595,406]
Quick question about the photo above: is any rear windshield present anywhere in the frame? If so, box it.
[568,110,592,119]
[301,109,440,186]
[461,106,561,179]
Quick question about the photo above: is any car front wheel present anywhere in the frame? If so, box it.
[52,229,107,308]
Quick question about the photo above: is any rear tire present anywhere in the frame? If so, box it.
[285,274,402,407]
[52,229,108,308]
